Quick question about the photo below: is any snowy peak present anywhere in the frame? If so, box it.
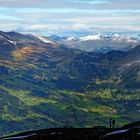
[66,37,77,41]
[79,33,140,42]
[80,34,102,41]
[52,33,140,52]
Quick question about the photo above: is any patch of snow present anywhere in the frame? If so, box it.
[3,133,36,140]
[50,132,62,135]
[33,34,56,44]
[105,129,129,136]
[7,39,17,45]
[112,34,120,38]
[66,37,76,41]
[80,34,102,41]
[38,36,55,44]
[51,132,56,135]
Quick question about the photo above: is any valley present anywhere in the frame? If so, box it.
[0,31,139,136]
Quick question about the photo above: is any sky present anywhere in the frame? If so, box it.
[0,0,140,36]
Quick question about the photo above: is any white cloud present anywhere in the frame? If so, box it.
[0,0,139,34]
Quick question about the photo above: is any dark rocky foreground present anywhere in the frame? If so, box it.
[1,126,140,140]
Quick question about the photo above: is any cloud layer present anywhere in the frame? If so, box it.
[0,0,139,35]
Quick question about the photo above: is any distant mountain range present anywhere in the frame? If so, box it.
[0,31,139,136]
[48,33,140,52]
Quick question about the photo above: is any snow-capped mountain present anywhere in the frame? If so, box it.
[48,33,140,52]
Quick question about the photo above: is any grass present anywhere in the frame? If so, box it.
[0,84,139,135]
[0,105,23,121]
[12,47,44,60]
[0,85,57,106]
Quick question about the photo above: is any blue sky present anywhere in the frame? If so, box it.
[0,0,140,36]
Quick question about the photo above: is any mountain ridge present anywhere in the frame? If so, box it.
[48,33,140,52]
